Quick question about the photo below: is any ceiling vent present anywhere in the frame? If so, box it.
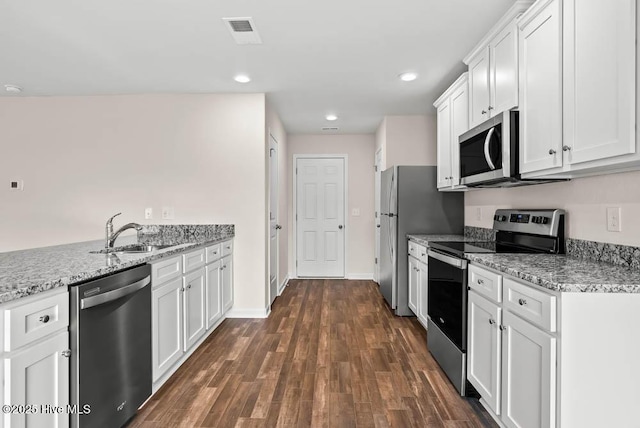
[222,17,262,45]
[322,127,339,132]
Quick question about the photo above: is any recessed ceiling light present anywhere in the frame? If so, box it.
[4,84,23,93]
[325,114,338,121]
[234,74,251,83]
[398,72,418,82]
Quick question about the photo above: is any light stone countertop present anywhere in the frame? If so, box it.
[0,231,234,304]
[407,234,471,247]
[466,253,640,293]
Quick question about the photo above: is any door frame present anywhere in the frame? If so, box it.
[293,154,348,279]
[268,131,279,305]
[374,148,382,283]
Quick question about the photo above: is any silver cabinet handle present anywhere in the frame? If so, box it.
[39,315,50,323]
[477,279,484,285]
[518,298,527,306]
[549,149,556,155]
[61,350,71,358]
[489,318,495,325]
[499,325,506,331]
[563,145,572,151]
[484,127,496,170]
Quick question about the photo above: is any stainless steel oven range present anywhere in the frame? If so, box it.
[426,209,565,395]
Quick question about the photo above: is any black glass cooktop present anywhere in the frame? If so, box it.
[428,241,496,258]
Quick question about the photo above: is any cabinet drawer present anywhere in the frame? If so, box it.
[183,249,206,273]
[151,255,182,285]
[408,241,419,258]
[469,264,503,303]
[503,277,556,332]
[409,242,428,264]
[4,290,69,352]
[206,243,222,263]
[221,240,233,257]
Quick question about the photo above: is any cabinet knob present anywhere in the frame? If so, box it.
[275,224,282,230]
[548,149,557,155]
[499,325,506,331]
[518,298,527,306]
[481,110,487,115]
[487,106,494,111]
[223,265,227,269]
[421,253,426,257]
[61,349,71,358]
[338,225,343,229]
[39,315,50,323]
[489,318,495,325]
[562,145,572,152]
[187,284,192,289]
[477,279,484,285]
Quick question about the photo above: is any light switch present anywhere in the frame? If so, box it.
[352,208,360,216]
[9,180,23,190]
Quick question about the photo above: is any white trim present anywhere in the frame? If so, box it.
[347,273,375,280]
[268,131,279,307]
[225,307,270,318]
[278,274,290,295]
[293,154,349,278]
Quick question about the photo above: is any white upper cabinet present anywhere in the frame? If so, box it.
[519,0,638,178]
[464,1,533,128]
[434,73,469,191]
[562,0,636,164]
[518,0,563,174]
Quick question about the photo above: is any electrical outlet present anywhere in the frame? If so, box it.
[162,206,175,220]
[607,207,621,232]
[476,207,482,221]
[144,208,153,220]
[352,208,360,216]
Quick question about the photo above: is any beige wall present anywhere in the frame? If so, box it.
[288,134,375,278]
[465,170,640,246]
[374,115,437,168]
[0,94,269,313]
[265,100,289,293]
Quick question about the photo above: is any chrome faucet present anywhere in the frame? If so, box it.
[105,213,143,249]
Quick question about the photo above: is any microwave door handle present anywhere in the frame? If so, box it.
[484,127,496,170]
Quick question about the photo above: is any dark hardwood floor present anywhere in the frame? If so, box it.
[128,279,497,427]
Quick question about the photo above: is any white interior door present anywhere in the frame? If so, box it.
[296,157,345,277]
[374,149,382,283]
[269,135,279,305]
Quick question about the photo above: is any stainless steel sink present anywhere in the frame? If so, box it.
[91,244,175,254]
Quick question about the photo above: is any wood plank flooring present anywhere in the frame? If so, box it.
[128,279,497,427]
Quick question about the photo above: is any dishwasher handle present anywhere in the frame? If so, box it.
[81,275,151,310]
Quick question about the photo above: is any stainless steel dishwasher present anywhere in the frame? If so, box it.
[70,264,152,428]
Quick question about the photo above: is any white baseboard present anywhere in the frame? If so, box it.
[225,307,270,318]
[346,273,374,280]
[278,275,290,295]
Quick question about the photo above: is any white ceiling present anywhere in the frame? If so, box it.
[0,0,513,134]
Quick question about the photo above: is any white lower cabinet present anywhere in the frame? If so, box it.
[0,288,70,428]
[151,239,233,390]
[221,255,233,313]
[467,291,502,416]
[183,268,206,350]
[501,311,556,428]
[407,241,429,329]
[152,277,183,382]
[408,256,419,315]
[468,263,556,428]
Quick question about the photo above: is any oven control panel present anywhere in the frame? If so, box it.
[493,209,564,236]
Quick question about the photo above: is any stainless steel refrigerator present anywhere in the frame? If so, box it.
[379,166,464,316]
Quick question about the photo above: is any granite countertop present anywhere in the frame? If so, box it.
[407,234,469,247]
[466,253,640,293]
[0,227,234,304]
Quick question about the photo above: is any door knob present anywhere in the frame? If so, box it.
[338,225,343,229]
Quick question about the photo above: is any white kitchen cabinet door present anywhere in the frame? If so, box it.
[3,331,69,428]
[501,311,556,428]
[467,291,502,416]
[468,47,491,128]
[518,0,563,174]
[221,255,233,313]
[450,79,468,187]
[490,21,519,114]
[152,277,183,382]
[416,261,429,328]
[183,268,206,351]
[436,100,452,189]
[407,256,419,315]
[205,259,223,330]
[562,0,636,165]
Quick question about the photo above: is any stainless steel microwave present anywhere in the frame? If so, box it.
[459,110,519,187]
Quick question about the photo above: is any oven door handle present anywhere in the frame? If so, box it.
[428,249,467,269]
[81,275,151,310]
[484,127,496,170]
